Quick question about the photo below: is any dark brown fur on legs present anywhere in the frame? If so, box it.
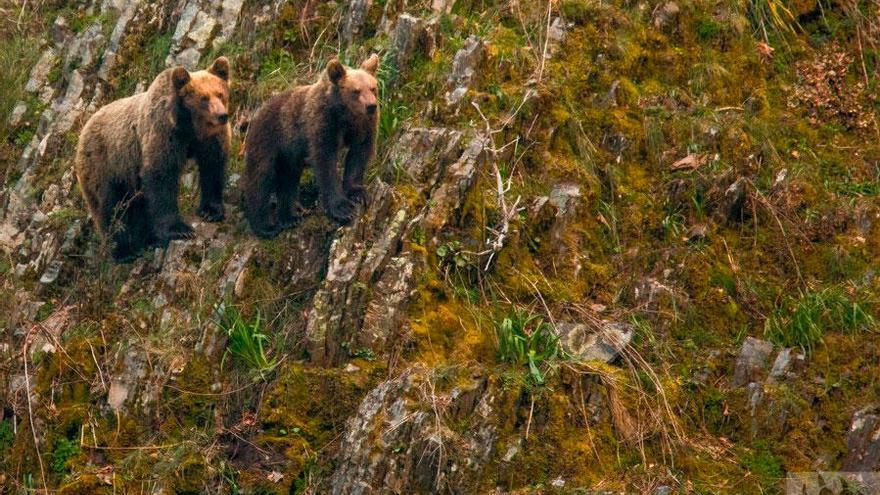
[74,57,231,261]
[242,54,380,237]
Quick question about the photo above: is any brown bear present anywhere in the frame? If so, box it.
[241,54,380,237]
[75,57,231,261]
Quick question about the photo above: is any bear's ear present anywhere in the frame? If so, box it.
[360,54,379,75]
[209,56,230,80]
[172,67,191,90]
[326,58,346,84]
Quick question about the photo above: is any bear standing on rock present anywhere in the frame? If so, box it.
[242,55,380,237]
[75,57,231,261]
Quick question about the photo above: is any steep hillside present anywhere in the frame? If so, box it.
[1,0,879,493]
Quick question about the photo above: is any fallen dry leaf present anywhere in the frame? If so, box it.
[96,465,114,485]
[670,153,707,171]
[268,471,284,483]
[756,42,774,59]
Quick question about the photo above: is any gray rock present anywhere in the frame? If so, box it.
[549,182,581,216]
[25,49,58,94]
[722,177,747,222]
[329,367,494,493]
[842,406,880,470]
[342,0,373,43]
[8,102,27,126]
[305,128,468,366]
[394,14,427,67]
[218,241,255,299]
[305,184,410,365]
[166,0,243,68]
[51,16,71,45]
[187,11,218,48]
[544,17,571,59]
[502,439,521,462]
[557,321,634,363]
[767,348,792,382]
[733,337,773,386]
[653,2,680,28]
[445,36,484,106]
[431,0,455,14]
[422,133,489,234]
[97,0,140,80]
[213,0,245,50]
[39,260,63,284]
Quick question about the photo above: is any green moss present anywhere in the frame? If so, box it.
[739,441,784,487]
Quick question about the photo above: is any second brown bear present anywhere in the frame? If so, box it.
[242,55,380,237]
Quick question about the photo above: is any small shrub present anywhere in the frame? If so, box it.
[764,286,875,353]
[51,437,80,474]
[220,307,278,378]
[495,309,561,385]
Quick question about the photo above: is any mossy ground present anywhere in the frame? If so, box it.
[2,0,880,493]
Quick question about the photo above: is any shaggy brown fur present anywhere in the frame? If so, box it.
[242,55,380,237]
[75,57,231,261]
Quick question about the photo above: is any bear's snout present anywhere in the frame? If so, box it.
[366,104,377,115]
[217,113,229,124]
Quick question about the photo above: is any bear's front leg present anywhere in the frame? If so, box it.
[193,135,227,222]
[343,137,374,206]
[143,163,194,243]
[311,143,354,224]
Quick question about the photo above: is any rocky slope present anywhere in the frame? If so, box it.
[1,0,880,493]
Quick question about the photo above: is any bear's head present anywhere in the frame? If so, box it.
[172,57,231,140]
[327,54,380,125]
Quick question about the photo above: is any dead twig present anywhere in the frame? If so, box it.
[22,328,48,492]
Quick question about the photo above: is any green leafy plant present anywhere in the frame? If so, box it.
[220,307,278,378]
[51,437,80,474]
[436,241,472,270]
[341,342,377,361]
[764,286,875,353]
[495,309,561,385]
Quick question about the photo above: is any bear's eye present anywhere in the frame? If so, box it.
[200,95,209,103]
[351,89,361,95]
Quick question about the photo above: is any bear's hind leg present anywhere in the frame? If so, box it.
[243,156,281,239]
[143,161,194,243]
[103,185,149,262]
[276,158,304,230]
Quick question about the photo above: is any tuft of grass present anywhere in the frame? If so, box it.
[748,0,797,42]
[220,307,278,378]
[376,52,410,142]
[764,286,875,353]
[0,36,40,141]
[495,309,561,385]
